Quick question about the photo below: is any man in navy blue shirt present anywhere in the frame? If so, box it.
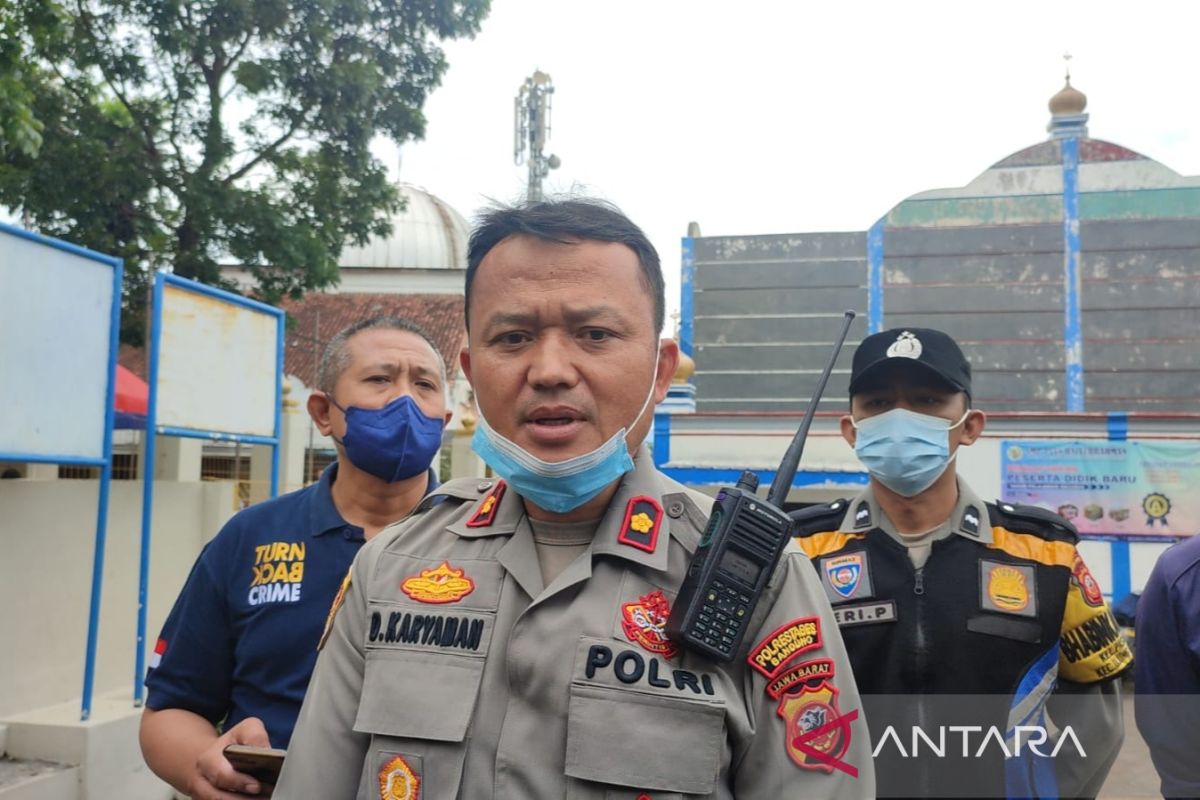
[140,316,451,799]
[1135,535,1200,799]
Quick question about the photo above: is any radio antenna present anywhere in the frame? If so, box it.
[766,310,856,507]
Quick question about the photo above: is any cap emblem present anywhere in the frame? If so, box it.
[886,331,922,359]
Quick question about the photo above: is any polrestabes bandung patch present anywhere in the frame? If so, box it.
[747,617,822,679]
[621,590,679,658]
[466,481,506,528]
[378,753,420,799]
[618,495,663,553]
[833,600,897,628]
[820,552,872,601]
[400,561,475,604]
[979,560,1038,618]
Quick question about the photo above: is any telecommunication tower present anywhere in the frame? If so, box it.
[514,71,561,202]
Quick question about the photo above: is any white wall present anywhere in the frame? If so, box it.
[0,480,235,718]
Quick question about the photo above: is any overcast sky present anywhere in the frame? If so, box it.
[386,0,1200,330]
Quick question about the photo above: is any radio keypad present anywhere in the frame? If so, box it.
[692,578,753,654]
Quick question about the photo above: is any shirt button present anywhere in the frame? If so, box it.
[477,481,494,492]
[667,501,685,518]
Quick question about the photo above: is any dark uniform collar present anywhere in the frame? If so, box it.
[310,461,439,538]
[838,476,993,544]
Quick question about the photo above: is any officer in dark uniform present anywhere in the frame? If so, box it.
[791,327,1132,799]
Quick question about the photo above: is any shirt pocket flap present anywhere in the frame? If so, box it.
[565,683,724,795]
[354,651,485,742]
[967,614,1042,643]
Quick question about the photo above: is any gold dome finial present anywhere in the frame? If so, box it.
[1049,53,1087,115]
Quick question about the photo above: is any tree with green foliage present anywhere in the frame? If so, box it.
[0,0,489,344]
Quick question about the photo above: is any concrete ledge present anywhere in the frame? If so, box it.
[1,690,171,800]
[0,761,78,800]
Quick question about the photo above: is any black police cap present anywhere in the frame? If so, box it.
[849,328,972,397]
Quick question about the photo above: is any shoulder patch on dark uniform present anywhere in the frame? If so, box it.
[789,499,850,537]
[989,501,1079,544]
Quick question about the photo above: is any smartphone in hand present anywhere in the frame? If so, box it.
[224,744,286,786]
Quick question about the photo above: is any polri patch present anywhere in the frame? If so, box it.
[747,617,822,679]
[821,552,871,601]
[778,680,858,776]
[466,481,506,528]
[621,590,679,658]
[1071,552,1104,608]
[378,754,420,799]
[833,600,897,627]
[318,569,352,651]
[618,495,663,553]
[980,560,1037,618]
[400,561,476,604]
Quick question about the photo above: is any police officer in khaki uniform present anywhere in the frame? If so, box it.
[792,327,1130,799]
[275,199,874,799]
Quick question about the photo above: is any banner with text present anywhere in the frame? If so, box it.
[1001,440,1200,538]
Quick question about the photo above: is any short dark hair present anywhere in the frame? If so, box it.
[317,316,445,395]
[465,198,665,334]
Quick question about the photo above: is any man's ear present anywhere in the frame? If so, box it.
[653,338,680,404]
[308,391,335,437]
[460,345,473,387]
[957,408,986,447]
[840,415,857,448]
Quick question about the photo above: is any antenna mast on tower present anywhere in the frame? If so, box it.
[514,71,561,202]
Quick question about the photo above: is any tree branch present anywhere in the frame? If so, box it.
[221,112,308,185]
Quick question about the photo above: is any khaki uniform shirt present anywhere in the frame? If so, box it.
[276,450,874,799]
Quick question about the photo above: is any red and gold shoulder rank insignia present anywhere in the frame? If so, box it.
[618,496,663,553]
[466,481,506,528]
[378,754,420,799]
[318,569,353,651]
[621,590,679,658]
[400,561,475,604]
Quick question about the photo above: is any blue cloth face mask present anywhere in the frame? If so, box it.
[471,352,661,514]
[332,394,445,483]
[852,408,969,498]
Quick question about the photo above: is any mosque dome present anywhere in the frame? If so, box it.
[1048,78,1087,116]
[338,183,470,270]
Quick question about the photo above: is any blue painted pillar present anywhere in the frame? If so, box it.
[867,219,885,334]
[1061,137,1085,412]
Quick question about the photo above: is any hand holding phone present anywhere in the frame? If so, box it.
[223,744,286,788]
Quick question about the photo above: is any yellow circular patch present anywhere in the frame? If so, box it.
[988,566,1029,611]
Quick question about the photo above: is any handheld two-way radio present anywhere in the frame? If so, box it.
[665,310,857,662]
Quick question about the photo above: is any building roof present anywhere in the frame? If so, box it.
[279,293,466,389]
[337,183,470,271]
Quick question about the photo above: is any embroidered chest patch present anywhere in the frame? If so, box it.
[820,552,872,601]
[620,590,679,658]
[400,561,475,604]
[378,754,419,799]
[980,560,1038,618]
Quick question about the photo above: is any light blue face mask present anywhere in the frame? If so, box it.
[852,408,969,498]
[471,352,660,514]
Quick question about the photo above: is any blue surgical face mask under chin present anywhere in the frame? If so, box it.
[470,352,661,514]
[852,407,969,498]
